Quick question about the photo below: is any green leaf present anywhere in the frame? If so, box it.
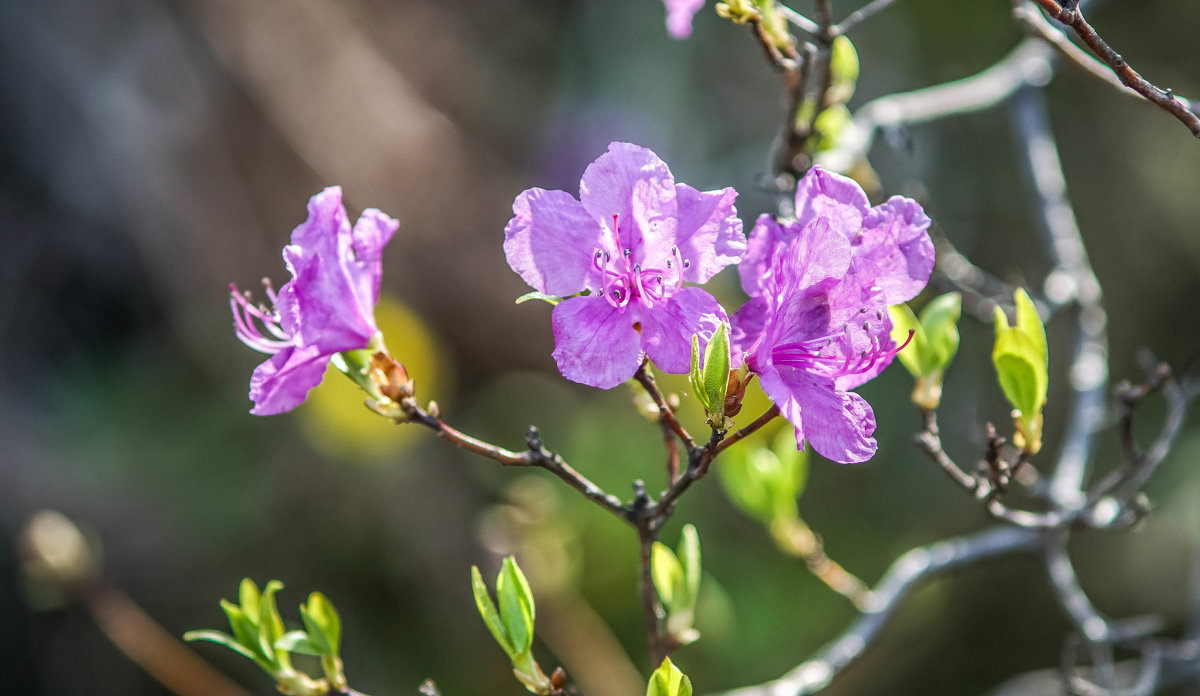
[994,337,1043,416]
[678,525,701,607]
[275,630,322,656]
[515,291,562,306]
[220,601,261,654]
[496,557,536,655]
[301,592,341,656]
[993,290,1049,453]
[646,657,694,696]
[184,630,260,662]
[920,292,962,372]
[701,324,731,423]
[689,334,706,411]
[471,565,515,658]
[238,578,261,622]
[257,580,288,668]
[888,303,925,377]
[218,601,274,670]
[1014,289,1047,364]
[829,35,859,99]
[651,542,682,609]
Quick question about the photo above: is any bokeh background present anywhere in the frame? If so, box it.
[3,0,1200,694]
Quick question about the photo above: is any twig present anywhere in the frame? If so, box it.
[650,429,725,530]
[714,405,780,455]
[634,360,695,450]
[633,483,665,666]
[711,527,1042,696]
[915,409,989,495]
[817,38,1056,172]
[399,398,629,523]
[1014,3,1133,94]
[834,0,899,36]
[1087,364,1187,508]
[1029,0,1200,137]
[1045,530,1113,642]
[777,4,819,34]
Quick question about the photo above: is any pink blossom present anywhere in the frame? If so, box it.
[664,0,705,39]
[505,142,745,389]
[230,187,398,415]
[733,168,932,463]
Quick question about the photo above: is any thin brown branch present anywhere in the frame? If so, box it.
[398,398,630,523]
[915,409,988,494]
[1030,0,1200,137]
[1014,3,1130,93]
[714,404,780,455]
[634,360,695,451]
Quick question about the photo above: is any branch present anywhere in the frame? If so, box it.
[833,0,899,36]
[714,405,780,455]
[711,527,1042,696]
[1011,85,1109,509]
[1029,0,1200,137]
[1086,363,1188,508]
[398,398,629,523]
[634,360,696,451]
[818,38,1057,172]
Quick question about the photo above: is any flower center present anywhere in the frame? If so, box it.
[593,214,690,311]
[230,278,293,354]
[769,308,913,380]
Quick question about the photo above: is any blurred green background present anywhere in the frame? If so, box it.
[2,0,1200,694]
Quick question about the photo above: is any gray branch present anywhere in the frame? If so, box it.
[710,528,1041,696]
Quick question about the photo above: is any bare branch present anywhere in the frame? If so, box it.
[398,398,630,523]
[711,528,1042,696]
[818,39,1057,172]
[634,359,696,451]
[1029,0,1200,137]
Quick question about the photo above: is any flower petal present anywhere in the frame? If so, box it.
[730,296,767,366]
[248,345,330,415]
[739,215,851,298]
[579,142,678,265]
[664,0,705,38]
[793,167,869,239]
[504,188,602,295]
[351,208,400,306]
[774,366,878,464]
[673,184,744,283]
[637,287,726,375]
[551,296,644,389]
[856,196,934,304]
[279,187,379,352]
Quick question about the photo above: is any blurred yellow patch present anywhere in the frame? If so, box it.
[298,295,448,463]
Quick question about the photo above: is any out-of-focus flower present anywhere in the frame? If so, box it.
[664,0,705,39]
[733,168,932,463]
[505,142,744,389]
[230,187,398,415]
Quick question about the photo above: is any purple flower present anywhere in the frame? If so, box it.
[732,168,933,463]
[505,142,745,389]
[230,186,399,415]
[664,0,705,39]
